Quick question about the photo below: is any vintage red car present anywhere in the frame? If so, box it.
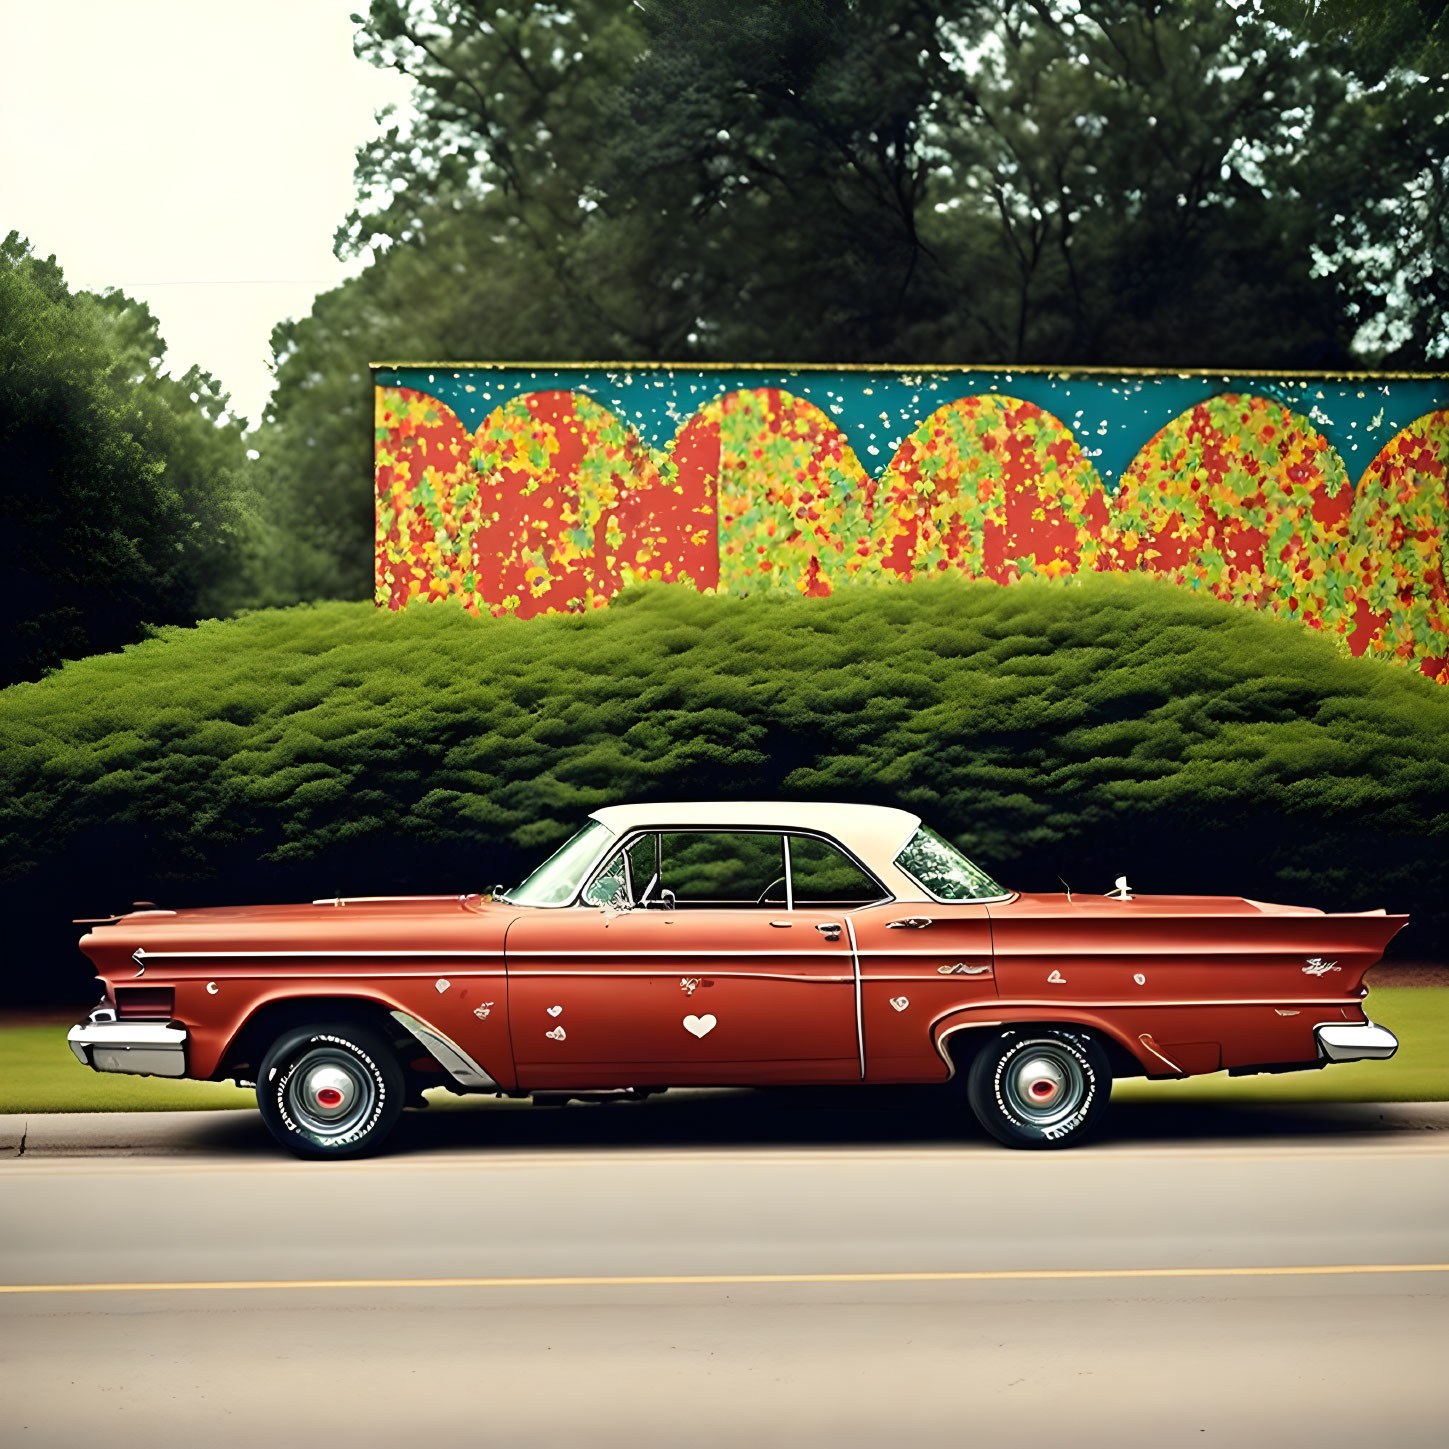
[69,801,1405,1156]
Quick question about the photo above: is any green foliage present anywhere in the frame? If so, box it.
[337,0,1443,367]
[1,576,1444,1001]
[0,234,255,681]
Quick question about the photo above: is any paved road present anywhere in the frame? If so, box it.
[3,1095,1447,1446]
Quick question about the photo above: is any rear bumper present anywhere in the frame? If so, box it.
[1315,1020,1399,1063]
[68,1011,188,1078]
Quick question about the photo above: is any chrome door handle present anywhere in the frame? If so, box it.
[769,920,793,928]
[815,923,842,939]
[887,917,933,929]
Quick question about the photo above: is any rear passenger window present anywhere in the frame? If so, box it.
[659,831,787,906]
[789,835,883,907]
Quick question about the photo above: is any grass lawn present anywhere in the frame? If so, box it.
[2,988,1444,1114]
[1,1025,254,1112]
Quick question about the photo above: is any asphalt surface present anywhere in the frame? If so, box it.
[3,1094,1448,1447]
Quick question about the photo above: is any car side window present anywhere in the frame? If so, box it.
[626,834,658,901]
[658,831,786,907]
[584,835,662,906]
[789,835,884,907]
[582,849,628,906]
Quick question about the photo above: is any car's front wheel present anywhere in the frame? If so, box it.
[257,1022,404,1159]
[965,1027,1110,1149]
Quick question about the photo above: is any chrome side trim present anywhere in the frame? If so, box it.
[933,1020,1006,1079]
[844,916,864,1079]
[510,969,853,982]
[390,1011,498,1090]
[888,995,1363,1010]
[67,1019,187,1078]
[138,947,887,960]
[1315,1020,1398,1063]
[1136,1033,1185,1074]
[135,949,509,959]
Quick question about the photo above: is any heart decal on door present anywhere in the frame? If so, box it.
[545,1026,566,1042]
[547,1005,563,1017]
[889,996,910,1012]
[683,1014,717,1038]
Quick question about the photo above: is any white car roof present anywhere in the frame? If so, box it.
[588,800,924,883]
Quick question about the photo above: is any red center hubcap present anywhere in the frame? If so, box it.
[1030,1081,1054,1099]
[316,1087,344,1108]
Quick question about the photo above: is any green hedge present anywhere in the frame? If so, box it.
[2,575,1445,1001]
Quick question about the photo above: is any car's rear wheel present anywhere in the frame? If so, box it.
[257,1022,404,1159]
[966,1027,1110,1149]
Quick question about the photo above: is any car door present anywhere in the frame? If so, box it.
[506,829,860,1087]
[850,899,997,1083]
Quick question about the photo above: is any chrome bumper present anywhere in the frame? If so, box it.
[68,1010,188,1078]
[1315,1020,1399,1064]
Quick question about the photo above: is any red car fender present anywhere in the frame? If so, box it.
[929,1002,1157,1079]
[200,984,518,1090]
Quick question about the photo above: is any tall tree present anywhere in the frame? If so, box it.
[0,235,254,682]
[335,0,1443,366]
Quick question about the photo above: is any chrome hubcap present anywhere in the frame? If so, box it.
[1002,1043,1087,1125]
[304,1064,357,1119]
[1015,1056,1066,1107]
[284,1047,375,1139]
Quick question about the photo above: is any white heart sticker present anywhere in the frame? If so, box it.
[1047,969,1065,984]
[890,996,909,1012]
[435,978,450,993]
[545,1026,566,1042]
[474,1003,493,1020]
[547,1005,563,1017]
[1133,973,1146,985]
[683,1014,717,1038]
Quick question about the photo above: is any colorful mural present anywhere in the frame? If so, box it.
[374,366,1449,682]
[1343,410,1449,679]
[1100,394,1353,629]
[375,387,714,614]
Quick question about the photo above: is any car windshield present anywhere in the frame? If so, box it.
[894,825,1006,901]
[502,820,615,906]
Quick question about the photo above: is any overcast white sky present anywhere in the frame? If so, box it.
[0,0,411,427]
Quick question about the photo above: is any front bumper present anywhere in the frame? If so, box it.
[1315,1020,1399,1064]
[68,1010,188,1078]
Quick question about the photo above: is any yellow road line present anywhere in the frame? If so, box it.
[3,1264,1447,1295]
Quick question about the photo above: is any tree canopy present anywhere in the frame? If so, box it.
[340,0,1445,365]
[0,235,256,681]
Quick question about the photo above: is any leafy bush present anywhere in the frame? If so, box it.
[2,575,1445,1001]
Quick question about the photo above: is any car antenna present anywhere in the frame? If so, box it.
[1057,876,1073,905]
